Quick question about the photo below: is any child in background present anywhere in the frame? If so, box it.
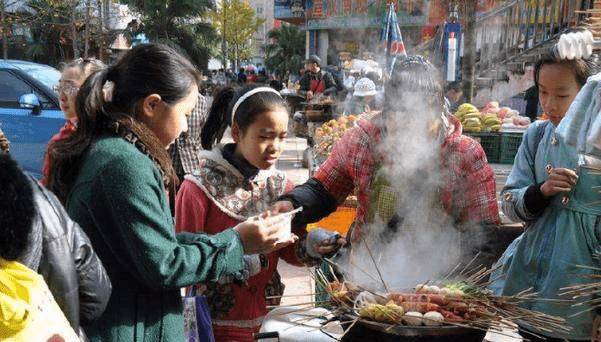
[176,85,345,342]
[43,58,105,185]
[491,45,598,341]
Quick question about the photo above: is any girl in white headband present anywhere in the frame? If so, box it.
[175,85,345,341]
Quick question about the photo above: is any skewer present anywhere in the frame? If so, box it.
[459,252,482,276]
[442,260,464,280]
[360,235,390,293]
[341,317,359,337]
[266,300,329,309]
[265,293,317,299]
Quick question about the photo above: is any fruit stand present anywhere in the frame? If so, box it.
[304,115,365,237]
[456,102,530,165]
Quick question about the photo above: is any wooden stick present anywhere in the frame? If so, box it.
[459,252,482,276]
[360,235,389,293]
[341,317,359,338]
[442,260,463,280]
[266,293,317,299]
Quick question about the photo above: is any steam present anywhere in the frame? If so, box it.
[335,72,483,292]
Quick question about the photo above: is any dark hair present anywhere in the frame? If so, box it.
[384,55,445,118]
[534,52,596,88]
[0,154,34,261]
[201,85,287,149]
[534,28,597,88]
[60,57,106,78]
[365,71,381,85]
[269,80,284,91]
[48,44,200,202]
[445,81,462,93]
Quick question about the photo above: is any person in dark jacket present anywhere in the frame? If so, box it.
[238,67,247,84]
[299,55,337,100]
[0,153,111,340]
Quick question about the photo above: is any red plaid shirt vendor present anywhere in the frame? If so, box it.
[273,56,499,265]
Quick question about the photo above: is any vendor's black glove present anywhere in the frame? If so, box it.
[305,228,342,259]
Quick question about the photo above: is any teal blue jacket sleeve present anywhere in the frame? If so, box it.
[501,122,548,222]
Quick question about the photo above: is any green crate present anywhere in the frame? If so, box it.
[499,132,524,164]
[466,132,501,164]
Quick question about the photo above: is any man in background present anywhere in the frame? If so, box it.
[169,93,209,182]
[444,81,464,113]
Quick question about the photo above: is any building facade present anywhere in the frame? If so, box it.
[274,0,502,67]
[248,0,277,66]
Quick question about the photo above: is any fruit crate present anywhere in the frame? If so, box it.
[466,132,501,164]
[499,132,524,164]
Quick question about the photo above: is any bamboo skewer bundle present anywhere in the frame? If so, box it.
[307,260,572,338]
[558,254,601,317]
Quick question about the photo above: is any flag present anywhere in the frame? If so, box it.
[380,3,407,73]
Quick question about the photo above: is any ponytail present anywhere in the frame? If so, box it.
[201,85,288,150]
[201,86,235,149]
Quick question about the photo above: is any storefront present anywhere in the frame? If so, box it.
[275,0,503,67]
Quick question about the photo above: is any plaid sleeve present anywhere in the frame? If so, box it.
[456,137,500,225]
[179,94,209,174]
[314,127,365,204]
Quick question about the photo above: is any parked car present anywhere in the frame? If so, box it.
[0,60,63,178]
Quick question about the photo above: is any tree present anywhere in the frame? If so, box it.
[123,0,217,70]
[13,0,75,65]
[264,24,304,80]
[209,0,264,70]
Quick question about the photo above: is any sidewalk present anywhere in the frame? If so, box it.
[275,137,314,306]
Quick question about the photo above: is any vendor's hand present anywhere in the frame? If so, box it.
[540,167,578,197]
[315,237,347,255]
[270,200,295,215]
[306,91,314,100]
[234,213,298,254]
[305,228,345,259]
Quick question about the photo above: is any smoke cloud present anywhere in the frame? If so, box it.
[334,61,483,293]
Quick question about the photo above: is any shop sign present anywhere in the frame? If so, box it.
[306,16,380,29]
[275,0,304,19]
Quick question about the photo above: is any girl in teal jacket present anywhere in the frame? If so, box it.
[491,49,598,341]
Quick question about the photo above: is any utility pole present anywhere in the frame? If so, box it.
[84,0,91,57]
[1,0,8,60]
[97,0,104,60]
[221,0,227,69]
[460,0,476,102]
[71,0,80,58]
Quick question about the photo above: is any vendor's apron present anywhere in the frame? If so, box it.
[310,76,326,95]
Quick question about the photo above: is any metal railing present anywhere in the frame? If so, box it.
[475,0,593,75]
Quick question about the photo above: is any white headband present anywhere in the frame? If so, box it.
[231,87,282,126]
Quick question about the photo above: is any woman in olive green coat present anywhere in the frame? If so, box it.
[46,44,296,341]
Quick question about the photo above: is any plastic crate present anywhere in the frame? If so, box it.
[499,132,524,164]
[466,132,501,163]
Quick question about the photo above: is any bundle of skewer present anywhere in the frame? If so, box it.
[311,261,571,339]
[558,253,601,317]
[263,244,571,340]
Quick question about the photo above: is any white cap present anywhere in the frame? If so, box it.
[353,78,377,97]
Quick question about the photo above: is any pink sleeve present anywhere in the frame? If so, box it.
[175,179,209,234]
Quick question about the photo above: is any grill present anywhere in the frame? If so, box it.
[341,318,486,342]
